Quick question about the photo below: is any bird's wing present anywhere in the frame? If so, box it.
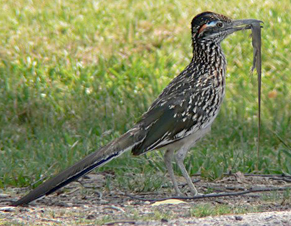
[131,91,206,155]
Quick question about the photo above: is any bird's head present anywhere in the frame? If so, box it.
[191,11,261,44]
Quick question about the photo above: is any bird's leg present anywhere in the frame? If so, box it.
[175,147,198,196]
[164,149,183,196]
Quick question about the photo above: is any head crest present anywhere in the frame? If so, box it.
[191,12,231,34]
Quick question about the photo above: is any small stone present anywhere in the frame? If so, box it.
[56,202,69,207]
[235,216,243,221]
[87,214,95,220]
[0,206,16,212]
[0,193,9,198]
[161,218,168,223]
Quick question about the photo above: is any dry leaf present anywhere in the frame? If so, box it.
[151,199,186,206]
[234,171,247,183]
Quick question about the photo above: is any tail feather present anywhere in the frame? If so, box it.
[12,129,141,206]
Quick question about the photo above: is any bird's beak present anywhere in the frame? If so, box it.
[226,19,263,34]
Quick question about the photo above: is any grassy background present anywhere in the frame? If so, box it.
[0,0,290,190]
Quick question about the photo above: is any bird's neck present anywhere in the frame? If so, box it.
[192,42,226,67]
[190,41,226,94]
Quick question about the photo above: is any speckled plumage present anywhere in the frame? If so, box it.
[131,12,228,155]
[13,12,260,206]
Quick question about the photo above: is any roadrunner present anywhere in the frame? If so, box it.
[13,12,261,206]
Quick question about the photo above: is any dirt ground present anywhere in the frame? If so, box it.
[1,173,291,225]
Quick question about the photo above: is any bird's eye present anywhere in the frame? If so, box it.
[216,22,223,28]
[199,21,224,34]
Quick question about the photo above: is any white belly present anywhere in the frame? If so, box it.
[162,126,211,152]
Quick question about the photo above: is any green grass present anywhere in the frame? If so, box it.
[0,0,291,189]
[95,203,258,224]
[189,203,259,217]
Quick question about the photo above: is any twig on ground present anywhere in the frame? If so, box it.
[125,186,291,202]
[269,177,291,183]
[243,173,291,179]
[191,172,291,179]
[104,220,136,225]
[104,205,126,213]
[201,185,246,192]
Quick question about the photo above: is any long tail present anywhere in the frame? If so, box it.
[12,128,141,206]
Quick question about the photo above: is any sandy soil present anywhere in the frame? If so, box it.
[1,173,291,225]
